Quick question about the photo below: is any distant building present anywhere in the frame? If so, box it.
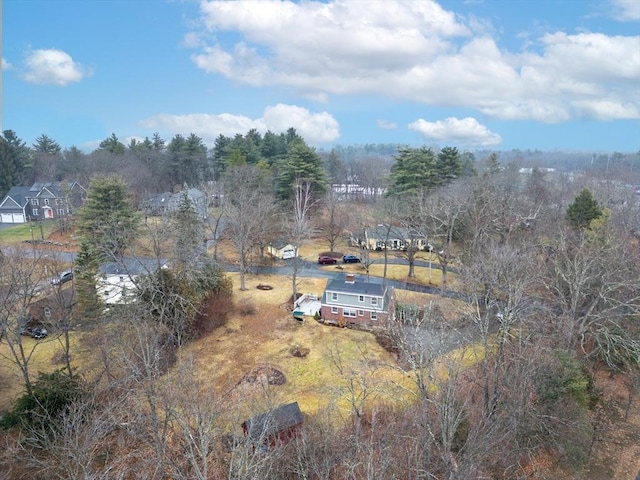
[0,181,85,224]
[144,188,207,219]
[350,224,429,251]
[265,240,298,259]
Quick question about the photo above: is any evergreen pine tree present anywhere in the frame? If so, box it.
[566,188,603,229]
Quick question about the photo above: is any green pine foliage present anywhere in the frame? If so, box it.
[76,176,140,259]
[0,130,30,198]
[566,188,603,229]
[74,240,103,318]
[388,147,438,196]
[0,369,86,431]
[276,139,328,200]
[388,146,470,197]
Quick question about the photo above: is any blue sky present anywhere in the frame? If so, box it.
[2,0,639,153]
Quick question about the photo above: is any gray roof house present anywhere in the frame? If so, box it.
[144,192,173,216]
[350,224,429,251]
[97,258,166,305]
[0,186,31,223]
[0,182,86,224]
[320,273,393,327]
[166,188,207,219]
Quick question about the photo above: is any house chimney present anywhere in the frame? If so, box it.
[345,273,356,284]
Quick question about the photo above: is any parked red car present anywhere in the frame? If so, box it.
[318,255,338,265]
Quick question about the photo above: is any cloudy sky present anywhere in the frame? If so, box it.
[3,0,639,152]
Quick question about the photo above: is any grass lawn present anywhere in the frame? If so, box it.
[179,273,416,424]
[0,332,86,411]
[0,221,58,244]
[0,228,471,430]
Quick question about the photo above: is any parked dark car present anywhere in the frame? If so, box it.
[50,270,73,285]
[20,326,48,339]
[318,255,337,265]
[342,254,361,263]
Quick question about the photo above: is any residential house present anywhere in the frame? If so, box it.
[28,287,75,325]
[0,181,86,224]
[143,192,173,216]
[97,258,165,305]
[265,240,298,259]
[320,273,392,327]
[242,402,303,448]
[165,188,207,219]
[0,186,30,223]
[350,224,429,251]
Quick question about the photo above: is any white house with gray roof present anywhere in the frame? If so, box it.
[97,258,166,305]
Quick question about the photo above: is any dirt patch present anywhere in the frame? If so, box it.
[237,365,286,387]
[256,284,273,290]
[290,345,310,358]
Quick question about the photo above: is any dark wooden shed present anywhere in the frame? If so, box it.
[241,402,303,447]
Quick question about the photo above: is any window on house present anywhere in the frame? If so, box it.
[358,295,364,302]
[331,292,338,301]
[31,199,39,206]
[32,208,39,216]
[343,308,356,317]
[119,276,125,282]
[358,309,364,316]
[44,198,49,205]
[331,306,338,314]
[371,297,378,306]
[370,312,378,321]
[44,307,52,319]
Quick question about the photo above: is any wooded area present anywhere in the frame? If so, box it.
[1,128,639,479]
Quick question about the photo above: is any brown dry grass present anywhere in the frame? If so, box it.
[0,332,87,410]
[178,272,416,424]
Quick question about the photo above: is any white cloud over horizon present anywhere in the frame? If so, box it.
[2,58,12,70]
[188,0,639,124]
[408,117,502,147]
[139,104,340,146]
[610,0,640,21]
[21,48,92,86]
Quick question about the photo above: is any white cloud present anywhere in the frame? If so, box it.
[2,58,12,70]
[188,0,639,123]
[610,0,640,21]
[377,119,397,130]
[139,104,340,145]
[22,49,91,86]
[408,117,502,147]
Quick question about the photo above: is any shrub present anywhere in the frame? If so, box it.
[238,299,257,316]
[0,369,86,431]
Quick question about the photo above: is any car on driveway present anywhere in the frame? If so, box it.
[342,254,361,263]
[51,270,73,285]
[20,326,48,339]
[318,255,337,265]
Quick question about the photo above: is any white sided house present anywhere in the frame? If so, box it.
[266,240,298,260]
[97,258,165,305]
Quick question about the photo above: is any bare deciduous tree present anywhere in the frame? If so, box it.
[222,165,277,290]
